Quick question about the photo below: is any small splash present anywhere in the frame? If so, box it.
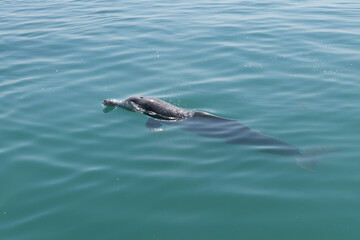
[323,69,338,83]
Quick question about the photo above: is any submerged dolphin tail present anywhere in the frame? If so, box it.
[296,146,340,171]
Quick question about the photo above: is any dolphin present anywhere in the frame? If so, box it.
[103,96,337,170]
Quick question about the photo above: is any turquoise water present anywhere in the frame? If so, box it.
[1,0,360,239]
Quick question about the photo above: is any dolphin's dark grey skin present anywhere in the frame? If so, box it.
[103,96,337,170]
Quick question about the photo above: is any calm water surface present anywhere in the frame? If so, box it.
[1,0,360,239]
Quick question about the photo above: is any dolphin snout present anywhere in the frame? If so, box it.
[102,98,136,112]
[103,99,119,106]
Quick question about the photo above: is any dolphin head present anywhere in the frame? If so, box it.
[102,96,149,113]
[102,96,151,113]
[103,96,193,120]
[124,96,193,120]
[124,96,153,112]
[102,98,135,112]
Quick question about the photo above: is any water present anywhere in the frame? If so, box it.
[1,0,360,239]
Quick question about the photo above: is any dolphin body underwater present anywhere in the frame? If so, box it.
[103,96,337,170]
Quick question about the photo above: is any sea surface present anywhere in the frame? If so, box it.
[1,0,360,239]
